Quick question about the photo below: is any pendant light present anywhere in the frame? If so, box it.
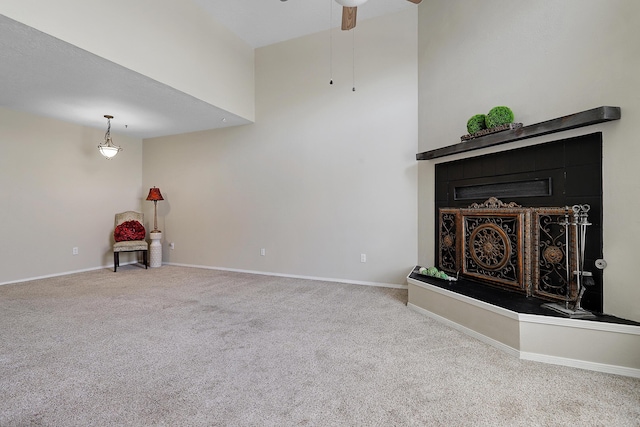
[98,115,122,159]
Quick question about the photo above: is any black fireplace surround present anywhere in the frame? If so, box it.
[434,132,603,313]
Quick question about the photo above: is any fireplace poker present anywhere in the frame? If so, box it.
[572,205,583,307]
[542,204,595,318]
[560,207,571,309]
[579,204,590,274]
[574,204,593,312]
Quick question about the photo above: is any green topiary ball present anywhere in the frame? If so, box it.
[485,106,514,129]
[466,114,487,134]
[426,266,439,277]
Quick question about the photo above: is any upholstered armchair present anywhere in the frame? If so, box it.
[113,211,148,272]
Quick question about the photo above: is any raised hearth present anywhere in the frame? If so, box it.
[407,267,640,378]
[409,267,637,324]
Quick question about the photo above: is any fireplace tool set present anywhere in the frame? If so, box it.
[542,204,596,318]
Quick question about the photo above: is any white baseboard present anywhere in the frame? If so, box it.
[1,262,406,290]
[0,261,139,286]
[165,262,408,289]
[520,351,640,379]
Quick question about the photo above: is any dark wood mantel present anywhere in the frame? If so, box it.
[416,106,621,161]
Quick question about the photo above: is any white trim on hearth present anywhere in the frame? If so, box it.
[407,275,640,379]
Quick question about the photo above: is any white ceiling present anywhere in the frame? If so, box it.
[0,0,419,139]
[192,0,417,48]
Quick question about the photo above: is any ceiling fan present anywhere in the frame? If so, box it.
[335,0,422,31]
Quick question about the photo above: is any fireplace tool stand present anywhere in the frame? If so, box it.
[543,205,596,319]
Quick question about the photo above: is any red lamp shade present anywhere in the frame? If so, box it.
[146,187,164,201]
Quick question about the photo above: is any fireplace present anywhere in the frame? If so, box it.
[434,132,603,313]
[409,119,640,377]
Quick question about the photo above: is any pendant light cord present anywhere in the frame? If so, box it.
[329,0,334,85]
[352,28,356,92]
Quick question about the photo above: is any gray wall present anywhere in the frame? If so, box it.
[0,108,143,282]
[142,10,419,286]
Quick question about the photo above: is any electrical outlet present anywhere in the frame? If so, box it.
[260,248,266,256]
[72,247,79,255]
[360,253,366,263]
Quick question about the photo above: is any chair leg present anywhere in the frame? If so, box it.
[114,252,119,272]
[144,250,148,269]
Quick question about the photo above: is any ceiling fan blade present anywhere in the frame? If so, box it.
[341,6,357,31]
[407,0,422,4]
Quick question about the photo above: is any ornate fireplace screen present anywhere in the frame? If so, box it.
[438,197,584,304]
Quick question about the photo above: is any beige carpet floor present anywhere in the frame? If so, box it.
[0,265,638,426]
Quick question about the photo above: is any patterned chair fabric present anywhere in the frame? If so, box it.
[113,211,148,272]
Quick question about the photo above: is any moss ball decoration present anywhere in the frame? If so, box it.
[426,266,439,276]
[466,114,487,134]
[417,266,451,280]
[485,106,514,129]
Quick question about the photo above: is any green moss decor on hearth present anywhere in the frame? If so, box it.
[485,106,515,129]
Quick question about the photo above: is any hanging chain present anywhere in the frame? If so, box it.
[105,116,111,140]
[352,28,356,91]
[329,0,334,85]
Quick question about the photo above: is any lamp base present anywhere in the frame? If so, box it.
[149,231,162,268]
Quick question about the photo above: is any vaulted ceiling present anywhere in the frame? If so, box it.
[0,1,418,138]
